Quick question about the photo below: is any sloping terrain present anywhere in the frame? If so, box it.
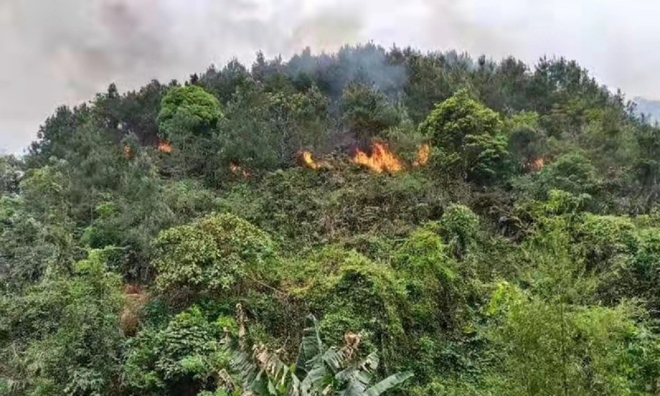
[2,44,660,395]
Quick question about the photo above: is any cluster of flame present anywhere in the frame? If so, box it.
[530,157,544,171]
[124,140,172,159]
[128,139,430,176]
[413,144,430,168]
[352,142,405,173]
[300,142,430,174]
[125,139,546,180]
[300,151,330,170]
[230,161,251,178]
[353,142,430,173]
[158,140,173,153]
[523,157,544,172]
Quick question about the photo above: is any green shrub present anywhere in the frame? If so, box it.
[153,213,279,296]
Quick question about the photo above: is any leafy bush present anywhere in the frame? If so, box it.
[440,204,481,259]
[124,306,231,394]
[153,213,278,296]
[157,85,222,140]
[487,290,657,396]
[0,249,124,395]
[419,89,510,184]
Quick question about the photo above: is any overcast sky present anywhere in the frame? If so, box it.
[1,0,660,154]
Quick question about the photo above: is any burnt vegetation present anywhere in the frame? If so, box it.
[3,44,660,395]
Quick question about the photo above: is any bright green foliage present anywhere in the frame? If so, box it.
[0,249,124,395]
[440,205,481,259]
[392,227,476,383]
[419,89,509,183]
[487,290,657,396]
[19,163,72,224]
[628,228,660,295]
[486,281,525,316]
[123,306,230,394]
[157,85,222,140]
[153,213,278,295]
[519,215,601,304]
[285,247,412,372]
[0,163,79,286]
[394,227,460,328]
[520,153,601,200]
[156,85,224,178]
[573,214,636,272]
[606,228,660,313]
[542,189,591,216]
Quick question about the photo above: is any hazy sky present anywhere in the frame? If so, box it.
[1,0,660,153]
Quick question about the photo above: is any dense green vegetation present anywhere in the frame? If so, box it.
[3,43,660,395]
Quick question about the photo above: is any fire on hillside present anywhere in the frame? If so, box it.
[158,140,172,153]
[300,141,431,174]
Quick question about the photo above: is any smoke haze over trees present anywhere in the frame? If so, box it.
[3,0,660,152]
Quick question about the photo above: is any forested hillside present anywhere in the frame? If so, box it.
[4,43,660,395]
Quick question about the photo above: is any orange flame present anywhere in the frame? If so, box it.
[352,141,404,173]
[299,150,331,170]
[158,140,172,153]
[413,144,430,167]
[230,161,251,178]
[301,151,320,170]
[527,157,544,171]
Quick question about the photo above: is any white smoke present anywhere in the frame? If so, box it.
[1,0,660,153]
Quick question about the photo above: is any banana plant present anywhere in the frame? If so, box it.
[225,315,413,396]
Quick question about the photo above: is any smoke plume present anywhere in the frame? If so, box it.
[2,0,660,153]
